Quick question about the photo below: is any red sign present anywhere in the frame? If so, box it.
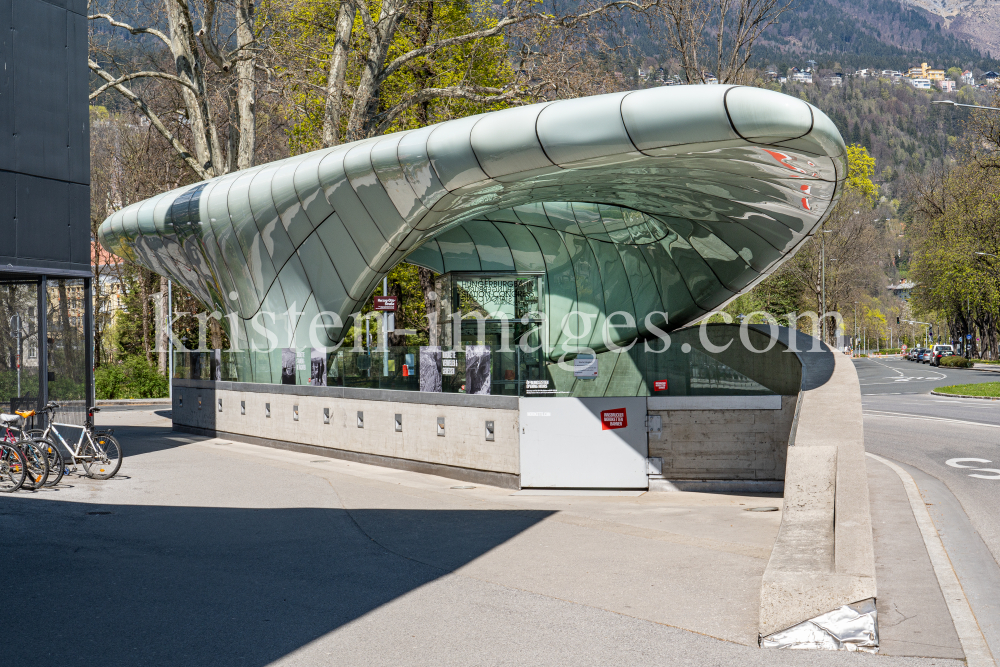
[373,296,397,311]
[653,379,668,392]
[601,408,627,431]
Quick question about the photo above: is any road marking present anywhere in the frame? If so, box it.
[945,458,1000,480]
[866,452,995,666]
[863,410,1000,429]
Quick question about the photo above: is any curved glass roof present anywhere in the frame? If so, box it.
[98,85,845,372]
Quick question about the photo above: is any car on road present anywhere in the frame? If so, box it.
[929,344,955,366]
[910,347,925,361]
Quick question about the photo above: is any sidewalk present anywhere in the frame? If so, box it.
[0,408,967,666]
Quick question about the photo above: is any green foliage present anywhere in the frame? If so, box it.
[278,0,517,154]
[846,144,879,204]
[935,381,998,396]
[95,355,168,400]
[939,356,974,368]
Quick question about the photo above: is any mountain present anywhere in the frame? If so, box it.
[753,0,998,70]
[899,0,1000,59]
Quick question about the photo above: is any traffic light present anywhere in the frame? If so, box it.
[896,317,900,324]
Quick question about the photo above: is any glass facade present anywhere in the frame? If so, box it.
[99,85,845,391]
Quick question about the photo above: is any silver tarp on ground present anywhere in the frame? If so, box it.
[760,599,879,652]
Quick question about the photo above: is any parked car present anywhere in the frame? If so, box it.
[930,344,955,366]
[910,347,925,361]
[921,349,934,363]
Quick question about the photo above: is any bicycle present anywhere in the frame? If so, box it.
[0,441,26,492]
[0,413,49,489]
[11,408,65,487]
[30,403,122,480]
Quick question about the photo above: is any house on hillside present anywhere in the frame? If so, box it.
[791,70,812,83]
[907,63,945,80]
[984,71,1000,86]
[826,75,843,86]
[887,280,916,300]
[909,78,931,89]
[938,80,956,92]
[962,70,975,85]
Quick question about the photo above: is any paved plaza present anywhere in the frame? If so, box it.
[0,406,970,666]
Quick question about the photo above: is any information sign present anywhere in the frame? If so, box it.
[653,379,668,392]
[600,408,628,431]
[373,296,397,311]
[574,354,598,379]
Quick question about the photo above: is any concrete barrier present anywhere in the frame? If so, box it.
[758,347,877,644]
[171,380,521,489]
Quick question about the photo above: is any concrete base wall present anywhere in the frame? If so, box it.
[648,396,796,480]
[172,380,521,487]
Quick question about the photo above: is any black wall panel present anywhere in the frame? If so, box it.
[14,0,70,182]
[0,0,89,276]
[68,183,89,265]
[67,9,88,185]
[0,172,15,255]
[0,0,14,173]
[16,174,70,262]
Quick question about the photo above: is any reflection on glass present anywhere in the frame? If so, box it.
[0,282,40,412]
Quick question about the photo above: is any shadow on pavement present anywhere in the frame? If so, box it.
[0,497,552,666]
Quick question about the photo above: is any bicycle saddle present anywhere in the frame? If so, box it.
[15,410,35,418]
[0,414,23,424]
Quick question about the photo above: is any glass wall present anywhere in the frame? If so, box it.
[0,281,41,413]
[173,343,775,398]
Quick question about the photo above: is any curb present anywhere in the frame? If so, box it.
[930,391,1000,401]
[97,398,172,406]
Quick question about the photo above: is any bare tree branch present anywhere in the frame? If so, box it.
[89,59,210,180]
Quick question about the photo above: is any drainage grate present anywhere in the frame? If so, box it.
[745,507,780,512]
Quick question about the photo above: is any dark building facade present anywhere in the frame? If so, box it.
[0,0,92,418]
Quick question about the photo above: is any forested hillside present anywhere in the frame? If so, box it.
[782,78,983,199]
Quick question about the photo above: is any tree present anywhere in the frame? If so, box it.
[656,0,792,84]
[89,0,259,178]
[274,0,665,149]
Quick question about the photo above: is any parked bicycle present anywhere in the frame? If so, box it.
[0,441,27,492]
[0,412,49,489]
[30,403,122,480]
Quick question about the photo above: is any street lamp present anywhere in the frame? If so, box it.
[821,229,834,342]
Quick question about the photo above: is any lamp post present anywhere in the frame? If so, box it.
[9,314,22,399]
[821,229,833,342]
[854,301,858,351]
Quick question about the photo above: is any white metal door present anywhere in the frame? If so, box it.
[519,397,648,488]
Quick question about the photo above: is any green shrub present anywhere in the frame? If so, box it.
[939,356,973,368]
[95,355,168,399]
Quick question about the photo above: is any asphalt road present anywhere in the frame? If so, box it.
[859,356,1000,661]
[857,355,1000,396]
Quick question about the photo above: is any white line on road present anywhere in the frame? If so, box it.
[866,452,995,666]
[863,411,1000,429]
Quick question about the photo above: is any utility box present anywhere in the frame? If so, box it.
[519,397,648,488]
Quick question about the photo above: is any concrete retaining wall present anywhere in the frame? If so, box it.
[758,347,876,639]
[171,380,521,488]
[648,395,796,480]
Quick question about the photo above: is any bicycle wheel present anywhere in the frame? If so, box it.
[0,444,26,492]
[39,438,64,487]
[83,432,122,480]
[19,438,49,490]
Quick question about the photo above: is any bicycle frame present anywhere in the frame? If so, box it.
[39,422,102,464]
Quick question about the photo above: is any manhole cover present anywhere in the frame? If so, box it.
[451,486,476,490]
[745,507,780,512]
